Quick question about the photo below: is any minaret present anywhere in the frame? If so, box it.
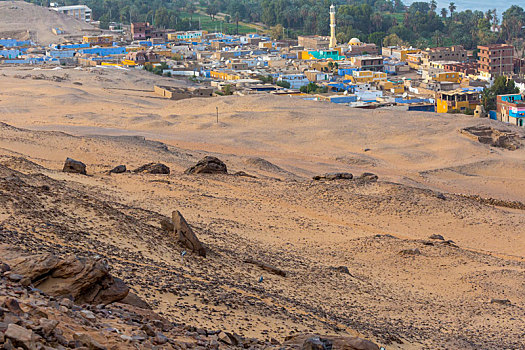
[329,4,337,49]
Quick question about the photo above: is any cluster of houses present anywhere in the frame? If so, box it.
[1,13,524,128]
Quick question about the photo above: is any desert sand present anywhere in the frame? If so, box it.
[0,65,524,349]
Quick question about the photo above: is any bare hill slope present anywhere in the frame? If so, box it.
[0,0,101,45]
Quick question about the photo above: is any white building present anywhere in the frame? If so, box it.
[52,5,92,22]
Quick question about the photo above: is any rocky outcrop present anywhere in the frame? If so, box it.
[133,163,170,174]
[284,334,380,350]
[1,247,129,305]
[313,172,353,181]
[172,211,206,257]
[62,158,86,175]
[185,156,227,175]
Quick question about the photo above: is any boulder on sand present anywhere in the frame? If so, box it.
[109,165,126,174]
[133,163,170,174]
[172,211,206,257]
[2,247,129,305]
[63,158,87,175]
[185,156,227,175]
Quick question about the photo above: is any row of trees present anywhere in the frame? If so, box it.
[26,0,525,51]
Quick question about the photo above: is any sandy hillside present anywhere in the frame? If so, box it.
[0,66,524,349]
[0,1,101,45]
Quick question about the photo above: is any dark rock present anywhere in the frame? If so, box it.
[285,334,379,350]
[335,266,350,275]
[160,218,174,232]
[185,156,227,175]
[4,298,24,315]
[0,262,11,273]
[313,172,353,181]
[109,165,126,174]
[133,163,170,174]
[62,158,87,175]
[356,172,378,182]
[399,248,421,256]
[232,171,256,178]
[436,193,446,200]
[303,336,332,350]
[490,298,511,305]
[244,258,286,277]
[7,273,24,282]
[172,211,206,257]
[429,234,445,240]
[119,292,151,310]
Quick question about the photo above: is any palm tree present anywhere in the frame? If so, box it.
[441,8,448,19]
[430,0,437,14]
[448,2,456,18]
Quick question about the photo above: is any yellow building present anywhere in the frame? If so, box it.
[379,80,405,94]
[436,90,480,113]
[210,70,241,81]
[406,53,423,69]
[83,35,113,46]
[346,70,387,84]
[432,71,462,83]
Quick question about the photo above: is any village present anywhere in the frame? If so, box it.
[1,3,525,127]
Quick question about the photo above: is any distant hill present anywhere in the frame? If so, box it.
[0,0,101,45]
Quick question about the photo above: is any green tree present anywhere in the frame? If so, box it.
[501,5,525,41]
[383,33,404,46]
[270,24,284,40]
[482,76,520,111]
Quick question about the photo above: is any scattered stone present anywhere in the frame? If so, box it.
[313,172,353,181]
[436,193,446,200]
[62,158,87,175]
[39,318,59,336]
[73,332,107,350]
[399,248,421,256]
[153,333,168,345]
[5,323,35,350]
[185,156,227,175]
[109,165,126,174]
[172,210,206,257]
[244,258,287,277]
[429,234,445,240]
[133,163,170,174]
[490,298,511,305]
